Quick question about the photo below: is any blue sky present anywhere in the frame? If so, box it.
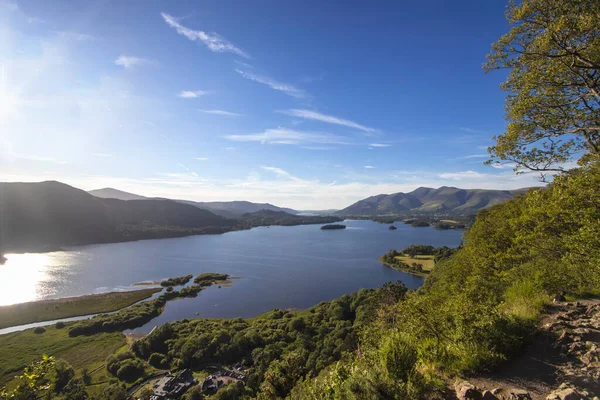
[0,0,546,209]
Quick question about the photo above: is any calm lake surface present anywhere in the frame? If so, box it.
[0,220,462,332]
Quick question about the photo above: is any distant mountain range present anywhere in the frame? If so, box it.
[0,181,236,252]
[337,186,530,216]
[0,182,339,253]
[88,188,298,218]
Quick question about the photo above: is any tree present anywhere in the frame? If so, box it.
[0,355,55,400]
[98,383,127,400]
[485,0,600,175]
[53,359,75,393]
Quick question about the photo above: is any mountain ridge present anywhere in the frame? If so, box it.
[88,187,298,217]
[337,186,532,216]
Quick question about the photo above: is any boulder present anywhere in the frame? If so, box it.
[546,387,582,400]
[454,381,482,400]
[481,390,499,399]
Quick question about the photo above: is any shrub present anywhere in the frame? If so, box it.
[33,326,46,334]
[148,353,168,369]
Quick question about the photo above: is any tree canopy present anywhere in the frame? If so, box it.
[485,0,600,175]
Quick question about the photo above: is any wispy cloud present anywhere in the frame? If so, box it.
[369,143,391,148]
[178,90,208,98]
[225,128,350,145]
[491,162,518,170]
[235,69,306,99]
[459,127,491,135]
[115,55,150,69]
[439,170,487,180]
[94,153,115,158]
[261,166,299,181]
[56,31,94,41]
[301,146,334,150]
[177,162,199,177]
[234,60,254,69]
[195,157,209,161]
[199,109,243,117]
[457,154,488,160]
[278,109,377,133]
[364,165,375,169]
[161,13,250,59]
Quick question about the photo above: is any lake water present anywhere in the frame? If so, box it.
[0,220,462,332]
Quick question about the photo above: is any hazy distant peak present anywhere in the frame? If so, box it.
[88,188,147,201]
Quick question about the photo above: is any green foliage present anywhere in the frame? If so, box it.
[148,353,168,369]
[0,288,162,330]
[193,273,229,285]
[161,274,193,287]
[131,282,407,399]
[97,383,127,400]
[0,355,55,400]
[53,359,75,393]
[485,0,600,173]
[0,325,124,387]
[69,275,225,336]
[106,352,145,382]
[294,163,600,398]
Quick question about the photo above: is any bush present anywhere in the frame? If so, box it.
[115,359,145,382]
[55,321,66,329]
[33,326,46,334]
[106,351,146,382]
[148,353,168,369]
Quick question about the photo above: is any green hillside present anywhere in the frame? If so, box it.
[338,186,529,216]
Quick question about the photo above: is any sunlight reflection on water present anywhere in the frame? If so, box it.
[0,252,71,305]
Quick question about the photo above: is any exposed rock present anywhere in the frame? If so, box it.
[481,390,499,399]
[455,381,482,400]
[508,388,532,399]
[546,387,582,400]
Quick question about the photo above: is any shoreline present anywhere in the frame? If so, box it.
[1,219,345,255]
[378,256,429,278]
[0,288,162,330]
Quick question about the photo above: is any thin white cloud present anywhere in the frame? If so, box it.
[439,170,487,180]
[225,128,350,145]
[364,165,375,169]
[178,90,208,98]
[56,31,94,41]
[195,157,209,161]
[457,154,488,160]
[234,60,254,69]
[235,69,306,99]
[199,109,242,117]
[161,13,250,59]
[115,56,150,69]
[278,109,377,133]
[261,166,294,179]
[491,162,518,169]
[94,153,115,158]
[369,143,391,148]
[459,127,490,135]
[301,146,334,150]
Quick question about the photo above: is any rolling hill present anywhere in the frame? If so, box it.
[0,181,235,252]
[337,186,531,216]
[88,188,298,217]
[87,188,147,201]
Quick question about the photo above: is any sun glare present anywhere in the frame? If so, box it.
[0,253,52,306]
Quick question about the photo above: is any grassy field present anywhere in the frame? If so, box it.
[0,323,126,387]
[0,288,162,329]
[394,254,436,271]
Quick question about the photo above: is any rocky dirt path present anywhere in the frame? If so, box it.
[452,299,600,400]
